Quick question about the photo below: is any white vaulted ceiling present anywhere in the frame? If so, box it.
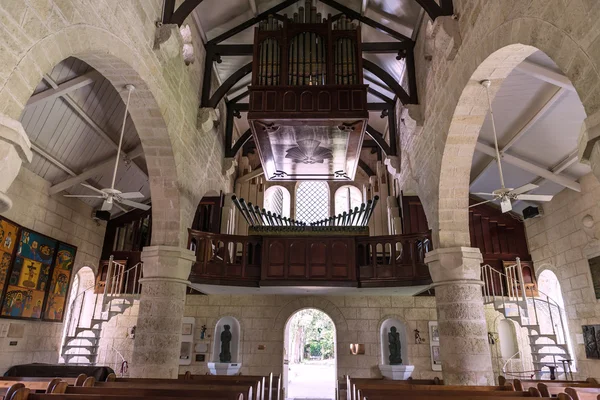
[19,57,151,216]
[469,51,589,216]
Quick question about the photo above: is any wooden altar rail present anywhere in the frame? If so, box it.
[187,229,432,288]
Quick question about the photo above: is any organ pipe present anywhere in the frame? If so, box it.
[255,0,359,87]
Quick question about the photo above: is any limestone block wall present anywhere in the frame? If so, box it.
[525,173,600,379]
[394,0,600,248]
[180,294,439,379]
[0,1,232,248]
[0,167,106,373]
[484,305,534,380]
[96,300,140,375]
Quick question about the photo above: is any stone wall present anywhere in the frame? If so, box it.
[180,294,439,379]
[525,172,600,379]
[0,0,232,248]
[0,167,106,373]
[395,1,600,248]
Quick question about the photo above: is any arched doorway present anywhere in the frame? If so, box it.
[284,308,337,400]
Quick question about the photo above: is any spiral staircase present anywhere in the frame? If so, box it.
[481,259,573,380]
[60,258,143,366]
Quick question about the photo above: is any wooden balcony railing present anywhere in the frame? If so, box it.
[356,232,432,287]
[187,229,432,288]
[187,230,262,285]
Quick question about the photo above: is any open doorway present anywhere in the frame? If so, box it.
[283,308,336,400]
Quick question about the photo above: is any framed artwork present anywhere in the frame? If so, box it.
[428,321,442,371]
[430,324,439,342]
[583,325,600,359]
[588,256,600,299]
[431,345,441,365]
[43,243,76,321]
[0,219,77,322]
[182,323,193,335]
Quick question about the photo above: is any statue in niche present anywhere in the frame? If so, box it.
[219,324,232,363]
[388,326,402,365]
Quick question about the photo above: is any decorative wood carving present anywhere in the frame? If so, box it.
[248,10,368,181]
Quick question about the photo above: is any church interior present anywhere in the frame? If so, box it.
[2,0,600,399]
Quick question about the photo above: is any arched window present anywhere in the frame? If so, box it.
[296,181,329,223]
[334,185,362,216]
[264,185,291,218]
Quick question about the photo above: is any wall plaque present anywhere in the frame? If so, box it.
[582,325,600,359]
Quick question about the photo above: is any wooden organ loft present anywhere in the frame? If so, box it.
[248,1,368,181]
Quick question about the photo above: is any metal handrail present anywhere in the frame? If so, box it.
[62,258,143,356]
[502,350,523,374]
[482,259,572,379]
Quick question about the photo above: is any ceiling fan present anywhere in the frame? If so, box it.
[469,80,553,213]
[64,85,150,212]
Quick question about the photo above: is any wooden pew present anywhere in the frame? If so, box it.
[64,385,253,399]
[503,377,598,392]
[357,388,536,399]
[94,379,257,400]
[346,377,444,400]
[94,379,254,400]
[127,375,266,400]
[358,395,556,400]
[8,388,245,400]
[537,383,600,398]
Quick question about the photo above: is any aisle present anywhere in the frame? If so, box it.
[287,361,336,400]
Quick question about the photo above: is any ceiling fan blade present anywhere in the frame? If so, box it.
[118,199,151,211]
[63,195,105,198]
[500,197,512,213]
[114,203,128,213]
[510,183,539,195]
[515,194,554,202]
[469,199,497,208]
[471,192,497,197]
[119,191,144,199]
[101,199,113,211]
[80,183,107,196]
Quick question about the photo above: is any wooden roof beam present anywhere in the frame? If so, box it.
[475,141,581,192]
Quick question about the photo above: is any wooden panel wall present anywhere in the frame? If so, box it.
[402,196,531,266]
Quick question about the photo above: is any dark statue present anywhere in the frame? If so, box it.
[388,326,402,365]
[219,324,232,363]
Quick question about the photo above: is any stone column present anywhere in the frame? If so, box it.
[0,114,33,212]
[130,246,196,378]
[424,247,494,385]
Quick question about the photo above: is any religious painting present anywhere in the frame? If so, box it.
[1,287,33,318]
[587,256,600,299]
[17,230,56,265]
[43,243,76,322]
[0,218,19,254]
[0,251,12,299]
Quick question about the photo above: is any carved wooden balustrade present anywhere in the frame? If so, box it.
[187,230,262,286]
[188,229,432,288]
[356,232,432,287]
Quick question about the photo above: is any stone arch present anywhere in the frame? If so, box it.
[273,297,348,333]
[433,18,600,248]
[0,25,183,247]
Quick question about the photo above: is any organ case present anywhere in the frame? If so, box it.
[248,3,368,181]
